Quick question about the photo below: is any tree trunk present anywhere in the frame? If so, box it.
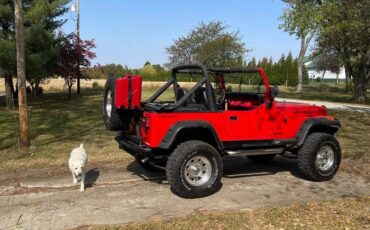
[15,0,30,148]
[68,85,72,98]
[344,64,351,93]
[77,71,80,94]
[4,72,15,109]
[322,70,326,80]
[297,36,307,93]
[297,50,304,93]
[296,33,315,93]
[352,75,368,101]
[34,80,41,96]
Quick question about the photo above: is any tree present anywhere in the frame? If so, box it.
[26,24,60,95]
[0,0,17,108]
[313,50,341,83]
[56,33,96,98]
[279,0,321,93]
[166,21,248,68]
[0,0,69,105]
[316,0,370,101]
[14,0,29,147]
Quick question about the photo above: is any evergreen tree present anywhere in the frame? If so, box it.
[0,0,69,105]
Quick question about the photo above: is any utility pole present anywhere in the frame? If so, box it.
[14,0,30,147]
[76,0,81,94]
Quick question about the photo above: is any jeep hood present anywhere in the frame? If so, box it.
[275,101,327,116]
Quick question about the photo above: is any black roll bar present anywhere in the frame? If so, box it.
[172,64,216,111]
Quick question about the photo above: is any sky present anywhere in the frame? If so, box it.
[61,0,304,69]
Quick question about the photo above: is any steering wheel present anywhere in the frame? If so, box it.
[214,88,226,108]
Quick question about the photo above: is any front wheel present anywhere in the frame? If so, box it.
[297,132,341,181]
[166,140,223,198]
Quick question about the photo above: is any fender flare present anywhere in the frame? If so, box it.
[295,117,341,147]
[158,121,224,150]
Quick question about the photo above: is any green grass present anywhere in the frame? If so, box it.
[84,197,370,230]
[331,109,370,177]
[278,83,370,105]
[0,89,133,169]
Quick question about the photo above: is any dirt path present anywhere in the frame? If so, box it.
[277,98,370,113]
[1,156,369,229]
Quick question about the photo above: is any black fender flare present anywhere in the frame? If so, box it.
[295,117,341,147]
[158,121,224,150]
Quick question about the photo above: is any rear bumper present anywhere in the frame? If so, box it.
[115,133,151,156]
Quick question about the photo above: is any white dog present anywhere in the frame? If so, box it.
[68,144,88,192]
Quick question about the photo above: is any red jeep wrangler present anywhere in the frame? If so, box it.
[103,64,341,198]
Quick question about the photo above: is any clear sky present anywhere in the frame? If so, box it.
[62,0,304,69]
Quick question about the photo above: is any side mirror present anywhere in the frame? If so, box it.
[271,85,279,100]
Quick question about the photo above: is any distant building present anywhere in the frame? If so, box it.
[303,56,346,83]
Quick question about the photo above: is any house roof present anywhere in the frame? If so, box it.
[303,56,321,70]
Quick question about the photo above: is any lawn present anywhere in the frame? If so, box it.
[0,89,132,170]
[0,87,369,177]
[278,83,370,105]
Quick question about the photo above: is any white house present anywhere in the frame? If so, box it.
[304,57,346,82]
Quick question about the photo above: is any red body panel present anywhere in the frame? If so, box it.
[141,102,327,148]
[115,75,142,109]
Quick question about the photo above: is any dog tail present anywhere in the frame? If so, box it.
[79,143,84,149]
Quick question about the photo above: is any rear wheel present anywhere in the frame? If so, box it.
[166,140,223,198]
[297,132,341,181]
[247,154,276,163]
[103,77,131,131]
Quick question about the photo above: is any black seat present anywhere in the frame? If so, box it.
[176,88,194,106]
[194,87,208,107]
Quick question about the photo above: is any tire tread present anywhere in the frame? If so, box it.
[297,132,341,181]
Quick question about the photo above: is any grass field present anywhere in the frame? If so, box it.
[85,197,370,230]
[0,88,131,169]
[279,83,370,105]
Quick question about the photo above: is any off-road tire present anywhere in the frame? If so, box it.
[135,156,161,172]
[247,154,276,163]
[103,77,130,131]
[166,140,223,198]
[297,132,341,181]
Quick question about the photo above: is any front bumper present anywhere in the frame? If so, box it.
[115,133,151,156]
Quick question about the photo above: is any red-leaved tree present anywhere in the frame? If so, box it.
[57,33,96,98]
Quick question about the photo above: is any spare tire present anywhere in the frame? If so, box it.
[103,77,131,131]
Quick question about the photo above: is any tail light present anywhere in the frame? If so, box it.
[326,116,335,121]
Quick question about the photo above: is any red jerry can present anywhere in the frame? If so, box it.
[115,75,142,109]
